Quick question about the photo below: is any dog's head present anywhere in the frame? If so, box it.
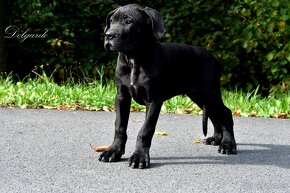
[104,4,166,54]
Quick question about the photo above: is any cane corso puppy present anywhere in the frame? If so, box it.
[99,4,237,169]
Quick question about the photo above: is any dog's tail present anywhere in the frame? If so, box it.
[202,106,208,137]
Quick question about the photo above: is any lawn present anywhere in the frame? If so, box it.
[0,74,289,118]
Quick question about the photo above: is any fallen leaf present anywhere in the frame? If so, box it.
[184,108,193,114]
[274,113,288,119]
[102,106,110,112]
[176,108,183,114]
[249,111,257,117]
[90,144,109,152]
[155,131,168,136]
[132,118,141,123]
[194,139,202,144]
[240,112,249,117]
[233,112,240,117]
[43,105,56,110]
[57,104,71,110]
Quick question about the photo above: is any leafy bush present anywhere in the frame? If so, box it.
[3,0,289,94]
[158,0,290,93]
[5,0,116,81]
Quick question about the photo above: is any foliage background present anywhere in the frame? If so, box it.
[1,0,289,95]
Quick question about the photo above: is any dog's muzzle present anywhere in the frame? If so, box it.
[105,31,119,40]
[104,31,120,51]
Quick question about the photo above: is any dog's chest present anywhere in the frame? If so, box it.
[129,59,139,86]
[127,59,153,103]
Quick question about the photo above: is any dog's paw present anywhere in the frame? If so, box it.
[98,146,124,162]
[203,135,222,146]
[128,149,150,169]
[218,142,237,155]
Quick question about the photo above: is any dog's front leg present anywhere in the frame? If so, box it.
[128,100,162,169]
[99,85,131,162]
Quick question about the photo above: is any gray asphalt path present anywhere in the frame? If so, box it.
[0,108,289,193]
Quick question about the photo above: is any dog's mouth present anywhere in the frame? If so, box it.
[104,37,134,53]
[105,43,115,51]
[104,41,116,51]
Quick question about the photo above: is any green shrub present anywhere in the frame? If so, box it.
[3,0,289,94]
[159,0,290,93]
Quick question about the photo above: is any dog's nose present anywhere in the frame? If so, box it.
[105,32,118,40]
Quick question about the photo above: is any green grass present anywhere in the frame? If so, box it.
[0,74,116,111]
[0,74,289,118]
[223,87,289,118]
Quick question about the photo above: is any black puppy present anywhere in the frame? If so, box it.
[99,4,237,169]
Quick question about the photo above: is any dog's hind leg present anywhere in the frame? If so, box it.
[204,94,237,154]
[218,105,236,154]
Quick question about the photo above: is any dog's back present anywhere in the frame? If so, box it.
[160,43,221,88]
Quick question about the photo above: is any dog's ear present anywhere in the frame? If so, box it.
[143,7,166,40]
[104,7,118,33]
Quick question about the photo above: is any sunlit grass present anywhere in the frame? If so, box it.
[0,74,289,118]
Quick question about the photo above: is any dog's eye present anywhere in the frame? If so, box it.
[109,18,113,23]
[125,19,132,24]
[124,17,133,24]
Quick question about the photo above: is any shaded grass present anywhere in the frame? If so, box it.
[0,74,289,118]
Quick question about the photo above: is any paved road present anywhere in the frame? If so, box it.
[0,108,289,192]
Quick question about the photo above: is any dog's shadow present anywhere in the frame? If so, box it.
[150,143,290,169]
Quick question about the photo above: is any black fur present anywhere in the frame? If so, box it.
[99,4,237,169]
